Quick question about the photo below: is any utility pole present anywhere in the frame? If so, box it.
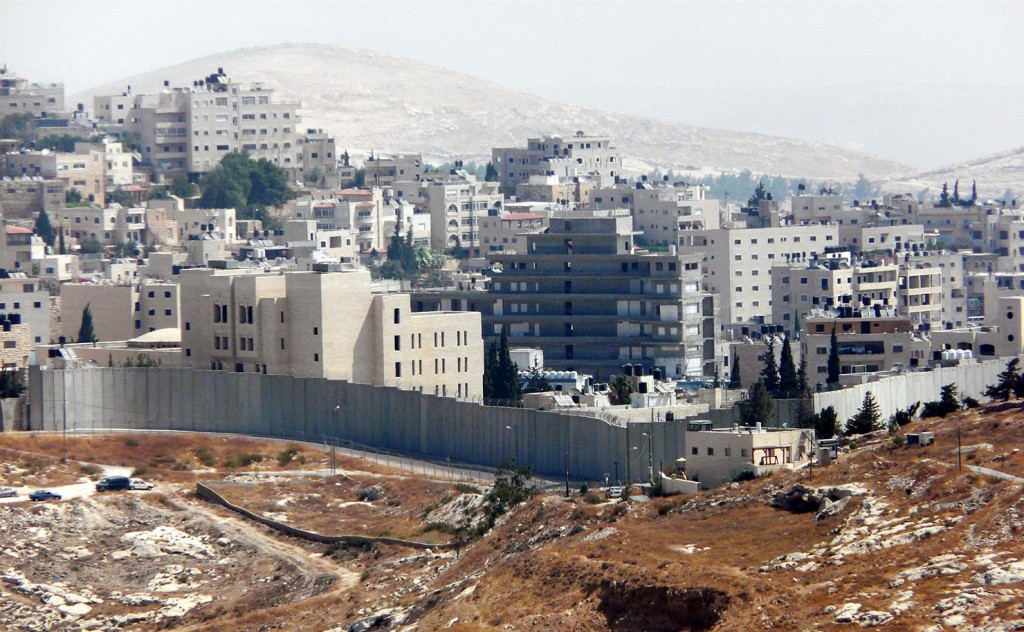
[564,449,570,497]
[957,425,962,471]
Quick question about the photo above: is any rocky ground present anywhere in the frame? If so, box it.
[0,406,1022,630]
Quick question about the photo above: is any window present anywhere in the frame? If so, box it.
[395,362,401,377]
[394,308,400,324]
[691,446,697,455]
[313,353,319,362]
[724,447,731,457]
[313,327,318,335]
[707,447,714,456]
[394,334,401,351]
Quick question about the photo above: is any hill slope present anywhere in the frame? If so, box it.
[73,43,912,180]
[882,146,1024,200]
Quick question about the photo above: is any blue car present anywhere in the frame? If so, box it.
[29,490,62,501]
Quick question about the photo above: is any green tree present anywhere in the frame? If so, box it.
[118,131,143,153]
[483,329,521,403]
[483,341,498,399]
[746,180,768,209]
[522,360,551,394]
[971,180,978,205]
[851,173,876,202]
[846,391,881,435]
[107,188,134,206]
[887,402,921,431]
[169,175,196,198]
[0,113,34,141]
[78,304,98,343]
[738,378,774,427]
[728,353,741,389]
[812,405,839,439]
[65,188,83,205]
[114,240,139,258]
[303,167,324,186]
[939,183,950,208]
[984,357,1022,402]
[827,328,841,386]
[58,227,66,255]
[778,334,798,398]
[484,162,499,182]
[796,352,808,396]
[33,210,56,247]
[0,369,25,399]
[79,236,103,254]
[609,374,632,405]
[760,335,780,396]
[922,383,961,419]
[953,179,961,206]
[198,153,293,222]
[35,134,89,153]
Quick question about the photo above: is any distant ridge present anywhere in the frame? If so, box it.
[73,42,913,179]
[882,146,1024,200]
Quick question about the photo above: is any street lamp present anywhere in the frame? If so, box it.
[331,404,341,475]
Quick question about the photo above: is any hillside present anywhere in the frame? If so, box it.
[72,43,912,180]
[2,403,1024,630]
[881,146,1024,201]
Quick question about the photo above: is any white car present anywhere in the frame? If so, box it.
[129,479,154,490]
[0,487,17,498]
[606,486,623,499]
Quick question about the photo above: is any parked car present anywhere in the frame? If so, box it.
[0,487,17,498]
[606,486,623,499]
[29,490,61,501]
[129,478,154,490]
[95,476,131,492]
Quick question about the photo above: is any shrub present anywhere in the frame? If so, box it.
[922,384,961,419]
[579,482,589,495]
[123,437,139,448]
[453,482,479,494]
[194,448,215,467]
[657,503,673,516]
[962,396,981,410]
[358,487,383,502]
[276,446,300,465]
[891,434,906,448]
[223,453,264,468]
[583,491,602,504]
[131,467,148,477]
[172,461,189,471]
[79,463,101,476]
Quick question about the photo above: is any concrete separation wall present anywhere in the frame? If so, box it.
[812,358,1010,423]
[196,482,453,550]
[29,367,700,484]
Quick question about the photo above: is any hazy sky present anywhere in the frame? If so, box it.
[3,0,1022,168]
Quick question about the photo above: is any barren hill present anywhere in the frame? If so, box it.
[72,43,912,180]
[882,146,1024,200]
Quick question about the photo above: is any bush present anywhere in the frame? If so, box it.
[891,434,906,448]
[194,448,215,467]
[172,461,189,471]
[657,503,673,516]
[962,396,981,410]
[123,437,139,448]
[222,453,264,468]
[79,463,101,475]
[131,467,148,477]
[276,446,300,465]
[453,482,479,494]
[358,487,383,502]
[582,491,602,505]
[579,482,589,495]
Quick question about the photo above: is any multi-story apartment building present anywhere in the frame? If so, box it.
[295,129,339,188]
[143,197,236,246]
[801,311,930,387]
[179,264,483,397]
[413,211,721,380]
[290,188,412,253]
[0,176,65,219]
[102,140,134,189]
[94,69,301,179]
[4,143,105,204]
[0,274,58,345]
[477,211,548,255]
[365,153,423,187]
[0,67,64,118]
[515,173,597,206]
[61,281,181,342]
[393,171,502,255]
[590,180,720,246]
[681,224,839,327]
[0,226,45,272]
[492,132,619,192]
[53,204,147,245]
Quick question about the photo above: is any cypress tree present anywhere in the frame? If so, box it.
[778,334,798,398]
[33,210,56,247]
[78,304,97,343]
[728,353,741,389]
[760,335,780,396]
[953,179,961,205]
[797,352,808,396]
[827,327,841,386]
[738,378,774,427]
[939,183,950,208]
[971,180,978,205]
